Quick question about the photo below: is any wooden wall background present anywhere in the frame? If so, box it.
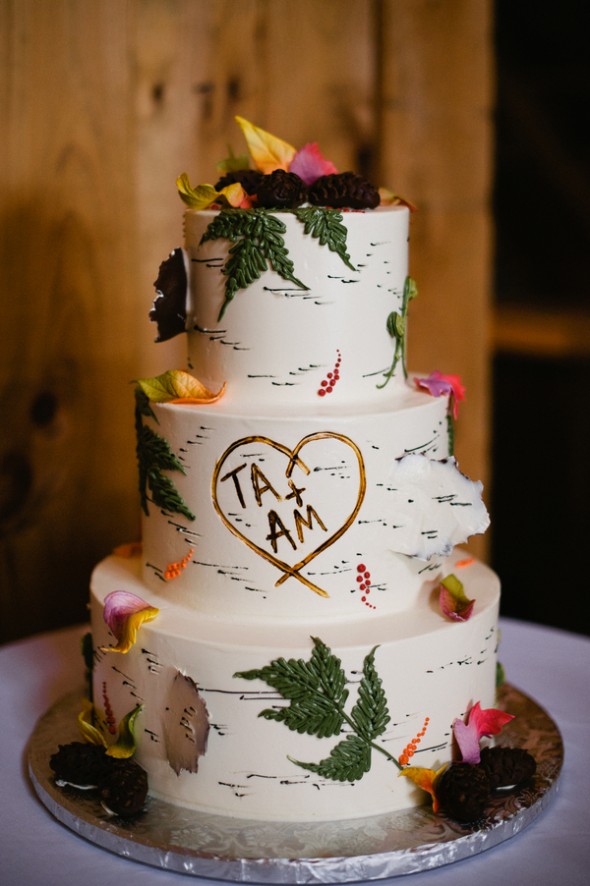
[0,0,494,643]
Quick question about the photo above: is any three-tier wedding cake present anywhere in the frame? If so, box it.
[83,118,502,822]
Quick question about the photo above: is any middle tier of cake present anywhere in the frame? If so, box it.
[138,382,489,620]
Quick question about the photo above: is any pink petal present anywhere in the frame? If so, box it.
[438,574,475,621]
[415,372,451,399]
[290,143,338,185]
[415,371,466,419]
[468,702,515,738]
[453,717,481,764]
[440,586,475,621]
[103,590,153,639]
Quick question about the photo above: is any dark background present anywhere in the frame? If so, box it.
[491,2,590,634]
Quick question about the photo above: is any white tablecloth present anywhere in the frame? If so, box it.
[1,618,588,886]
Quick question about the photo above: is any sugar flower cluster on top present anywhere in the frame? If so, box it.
[177,116,413,212]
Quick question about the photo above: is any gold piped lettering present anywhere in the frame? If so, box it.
[266,510,297,553]
[219,463,248,508]
[251,464,282,507]
[293,505,328,544]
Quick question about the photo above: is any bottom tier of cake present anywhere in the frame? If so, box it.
[89,551,500,822]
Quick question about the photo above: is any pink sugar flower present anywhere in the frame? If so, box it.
[289,142,338,185]
[415,370,466,419]
[439,574,475,622]
[101,590,159,654]
[453,702,515,765]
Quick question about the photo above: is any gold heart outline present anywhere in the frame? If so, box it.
[211,432,366,598]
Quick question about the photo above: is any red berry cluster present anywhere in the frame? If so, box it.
[356,561,376,608]
[102,681,117,735]
[318,349,342,397]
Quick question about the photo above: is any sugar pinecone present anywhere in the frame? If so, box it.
[435,763,492,823]
[479,746,537,789]
[50,742,109,788]
[214,168,264,195]
[100,759,148,818]
[308,172,380,209]
[255,169,307,208]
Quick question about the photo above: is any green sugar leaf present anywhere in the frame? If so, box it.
[291,734,372,783]
[234,638,349,739]
[235,640,348,707]
[350,647,390,742]
[107,705,143,760]
[404,275,418,302]
[139,425,186,474]
[236,656,323,699]
[135,387,195,520]
[200,208,254,244]
[135,386,157,421]
[147,468,195,521]
[308,636,348,702]
[294,207,356,271]
[378,275,418,389]
[200,209,308,319]
[260,694,344,739]
[447,412,455,456]
[234,637,399,783]
[199,207,358,319]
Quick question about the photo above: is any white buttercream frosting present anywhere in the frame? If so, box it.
[183,207,410,407]
[89,200,500,823]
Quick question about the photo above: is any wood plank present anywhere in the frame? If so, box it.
[0,0,139,640]
[378,0,495,558]
[0,0,496,640]
[263,0,375,173]
[0,0,380,641]
[132,0,376,371]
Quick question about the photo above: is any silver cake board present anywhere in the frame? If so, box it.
[28,684,562,882]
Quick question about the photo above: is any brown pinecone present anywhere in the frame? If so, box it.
[255,169,307,208]
[308,172,380,209]
[435,763,492,823]
[214,168,264,194]
[150,247,188,342]
[50,742,109,788]
[479,746,537,789]
[100,759,148,818]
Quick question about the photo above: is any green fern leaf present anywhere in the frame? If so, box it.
[261,695,344,738]
[294,207,356,271]
[308,637,348,702]
[291,734,371,782]
[350,647,390,742]
[199,209,309,318]
[200,208,254,243]
[147,469,195,521]
[135,385,157,422]
[135,387,195,520]
[139,425,185,474]
[234,636,400,781]
[236,644,348,707]
[235,638,349,738]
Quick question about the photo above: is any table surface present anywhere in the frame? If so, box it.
[1,618,589,886]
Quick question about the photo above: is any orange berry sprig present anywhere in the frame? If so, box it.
[399,716,430,766]
[164,547,194,581]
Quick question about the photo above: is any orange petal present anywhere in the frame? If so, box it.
[136,370,226,404]
[235,116,296,173]
[399,764,448,813]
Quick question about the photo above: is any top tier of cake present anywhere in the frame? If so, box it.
[183,205,410,410]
